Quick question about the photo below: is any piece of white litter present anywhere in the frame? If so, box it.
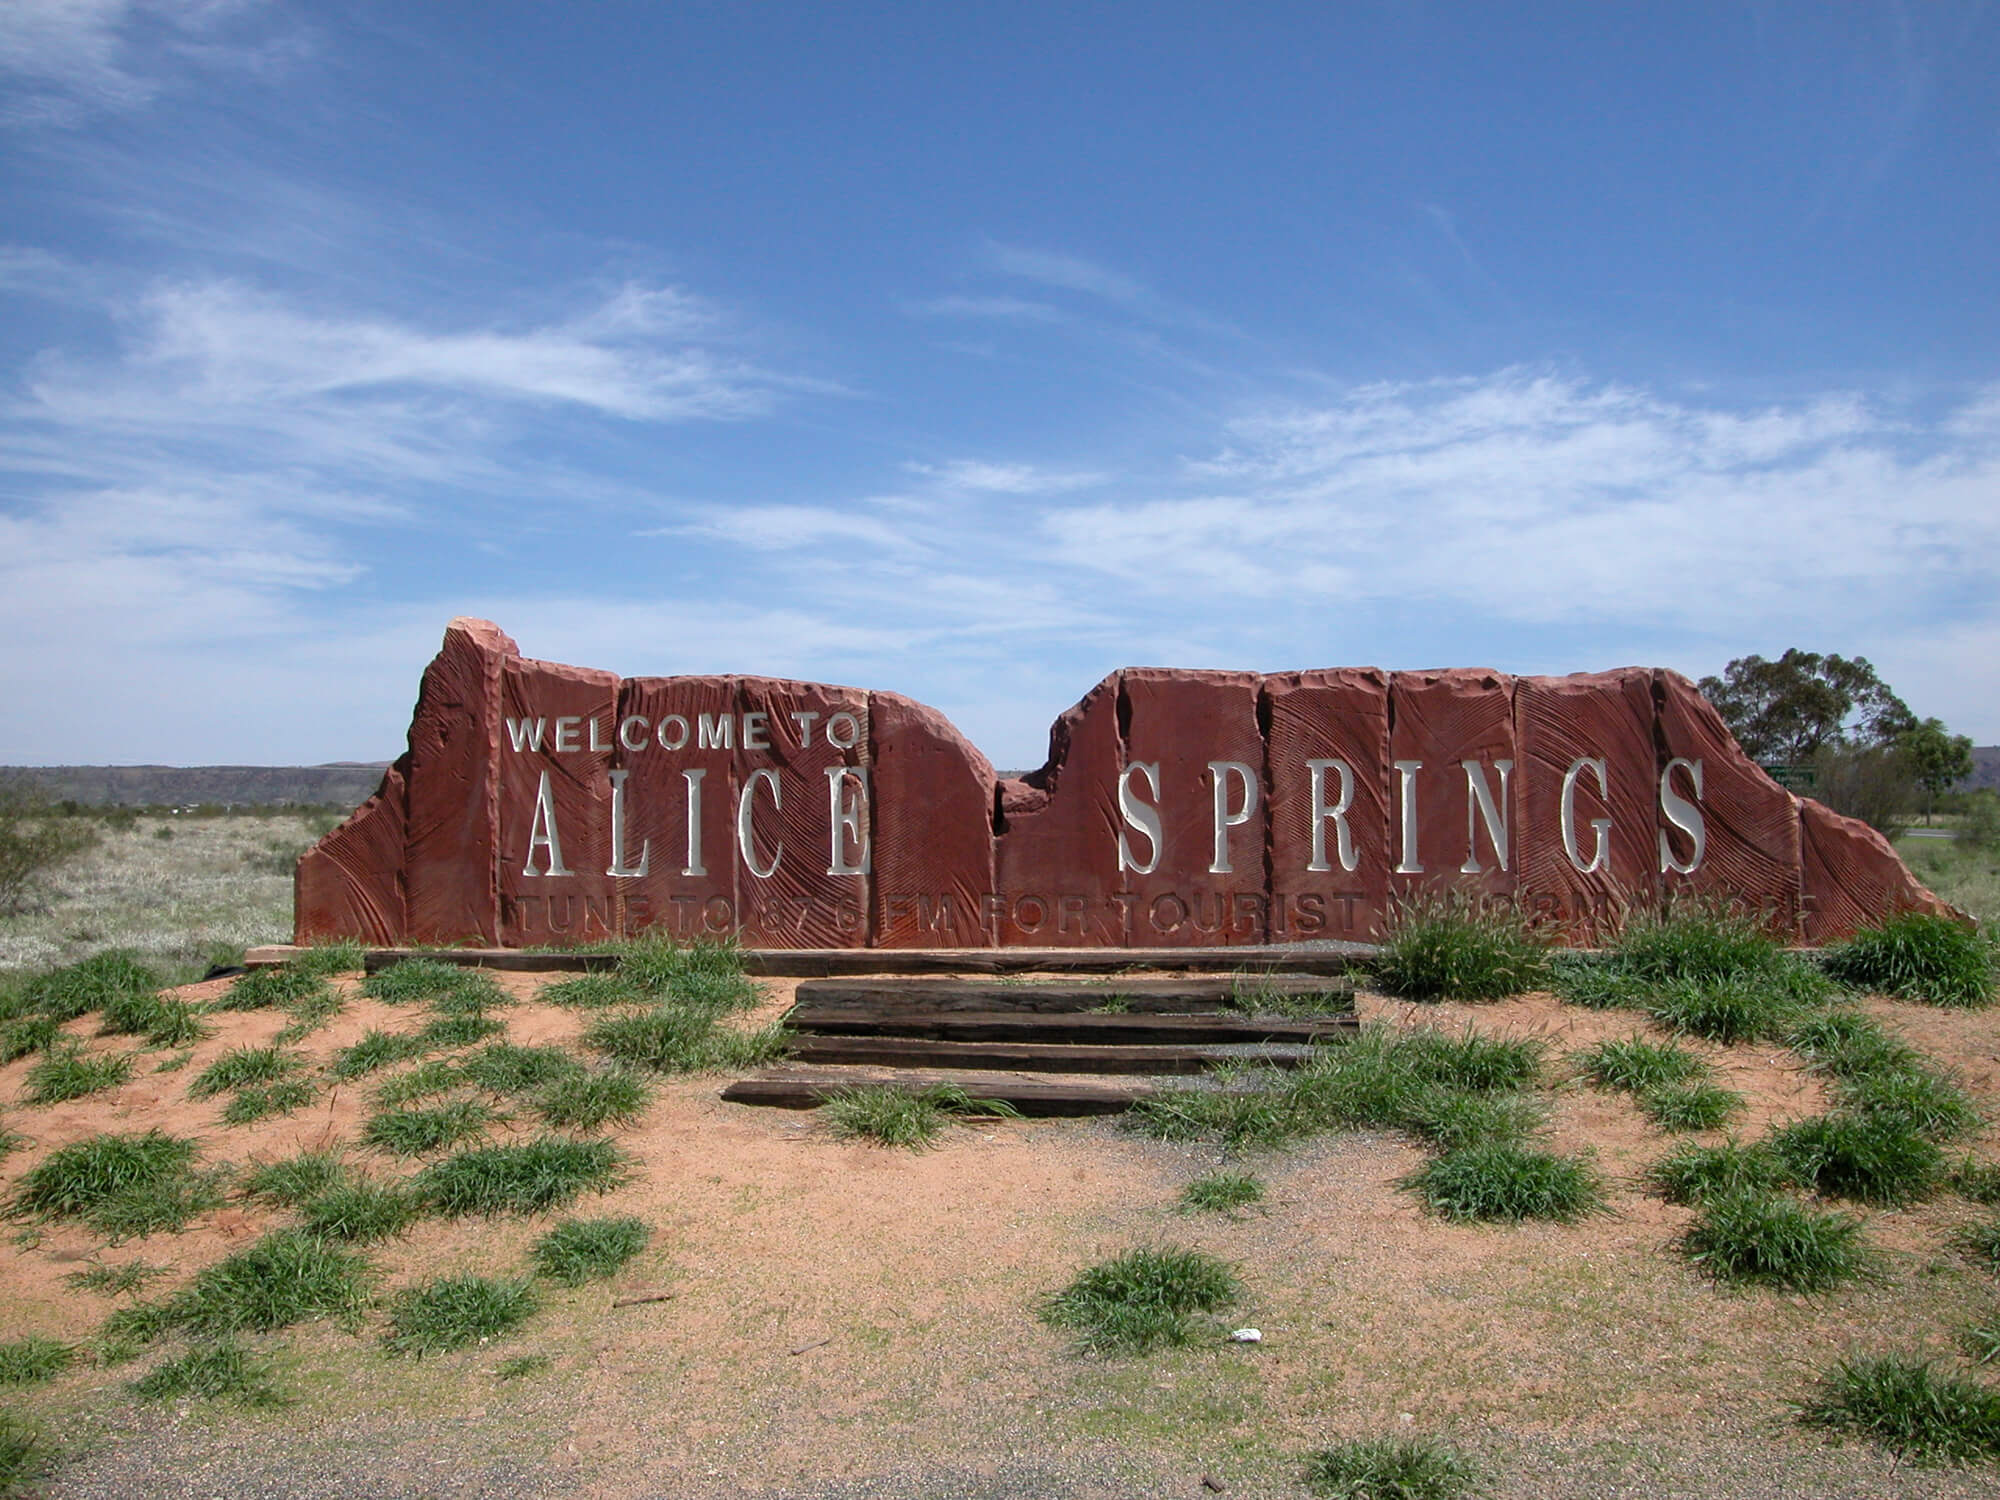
[1229,1328,1262,1343]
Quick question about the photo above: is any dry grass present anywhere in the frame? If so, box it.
[0,812,316,975]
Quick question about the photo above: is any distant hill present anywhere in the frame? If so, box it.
[1969,747,2000,794]
[8,764,390,810]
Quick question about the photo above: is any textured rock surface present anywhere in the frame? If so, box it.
[296,621,1963,949]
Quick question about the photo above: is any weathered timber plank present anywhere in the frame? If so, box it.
[792,975,1356,1014]
[293,946,1372,978]
[783,1034,1325,1074]
[785,1007,1356,1045]
[721,1067,1150,1116]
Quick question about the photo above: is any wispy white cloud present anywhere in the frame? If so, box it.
[0,0,302,127]
[908,294,1066,324]
[902,459,1103,495]
[977,241,1149,305]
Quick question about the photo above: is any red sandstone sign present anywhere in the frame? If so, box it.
[296,619,1958,950]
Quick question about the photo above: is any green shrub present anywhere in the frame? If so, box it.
[1681,1188,1870,1291]
[219,1078,317,1126]
[239,1150,348,1207]
[1769,1112,1945,1206]
[21,1043,133,1104]
[384,1274,539,1356]
[1040,1246,1243,1355]
[330,1029,430,1079]
[534,1068,653,1131]
[0,1336,71,1387]
[413,1137,626,1217]
[298,1182,421,1244]
[1795,1355,2000,1464]
[1575,1037,1710,1094]
[537,972,644,1009]
[167,1229,372,1336]
[1402,1142,1605,1223]
[362,958,483,1005]
[1302,1436,1483,1499]
[210,967,327,1013]
[823,1082,1021,1148]
[362,1099,498,1157]
[531,1215,651,1285]
[1648,1139,1789,1206]
[1177,1171,1265,1216]
[1372,897,1548,1001]
[129,1340,287,1407]
[1641,1081,1744,1133]
[1823,913,1995,1008]
[290,940,365,977]
[187,1045,304,1101]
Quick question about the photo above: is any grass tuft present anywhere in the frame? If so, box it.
[530,1215,651,1286]
[19,950,162,1022]
[1644,973,1808,1045]
[329,1029,430,1080]
[1372,896,1548,1002]
[0,1411,56,1495]
[210,966,328,1013]
[1302,1435,1483,1499]
[537,972,645,1009]
[1610,906,1786,985]
[370,1058,468,1107]
[220,1078,316,1125]
[1954,1215,2000,1271]
[362,1099,498,1157]
[1768,1111,1945,1206]
[824,1082,1022,1148]
[1795,1355,2000,1464]
[384,1274,539,1356]
[1177,1171,1265,1216]
[584,1007,786,1074]
[63,1260,172,1297]
[1822,913,1995,1009]
[1640,1080,1745,1133]
[0,1336,72,1387]
[496,1353,551,1380]
[461,1043,583,1097]
[129,1340,288,1407]
[362,958,485,1005]
[1962,1309,2000,1367]
[187,1045,304,1101]
[418,1012,508,1049]
[1575,1036,1709,1094]
[22,1043,133,1105]
[290,940,365,977]
[1401,1142,1605,1223]
[98,991,210,1047]
[298,1181,421,1244]
[1648,1139,1787,1205]
[0,1013,60,1063]
[534,1068,653,1131]
[1040,1246,1243,1355]
[167,1229,372,1336]
[413,1136,625,1218]
[8,1129,217,1238]
[239,1151,348,1208]
[1681,1188,1870,1291]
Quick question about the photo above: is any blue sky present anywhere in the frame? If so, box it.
[3,1,1997,770]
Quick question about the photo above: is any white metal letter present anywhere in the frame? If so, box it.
[618,715,650,752]
[1460,760,1513,874]
[697,713,734,751]
[554,716,581,753]
[605,768,650,878]
[681,768,707,877]
[505,718,546,753]
[737,768,781,879]
[1208,761,1259,875]
[826,766,871,875]
[1559,757,1612,874]
[1394,760,1424,874]
[1658,757,1706,875]
[521,770,571,877]
[1117,762,1163,875]
[1306,758,1357,873]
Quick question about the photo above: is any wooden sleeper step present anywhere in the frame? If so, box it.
[782,1033,1327,1075]
[721,1066,1153,1116]
[791,975,1356,1014]
[784,1007,1356,1046]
